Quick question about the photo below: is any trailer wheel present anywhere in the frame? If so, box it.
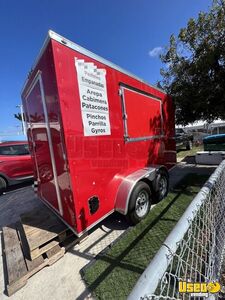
[154,169,169,202]
[127,181,151,225]
[186,140,193,150]
[0,177,7,195]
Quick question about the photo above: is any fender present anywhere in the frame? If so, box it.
[115,166,169,215]
[115,167,157,215]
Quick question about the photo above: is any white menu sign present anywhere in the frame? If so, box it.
[75,58,111,136]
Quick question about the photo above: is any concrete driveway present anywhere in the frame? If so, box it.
[0,161,216,300]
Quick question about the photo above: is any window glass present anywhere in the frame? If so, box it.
[0,144,29,156]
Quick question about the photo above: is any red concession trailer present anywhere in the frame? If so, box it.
[21,31,176,236]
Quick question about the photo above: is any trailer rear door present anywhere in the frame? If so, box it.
[24,73,63,215]
[121,86,163,142]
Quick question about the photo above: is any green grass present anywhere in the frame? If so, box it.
[82,174,209,300]
[177,145,203,159]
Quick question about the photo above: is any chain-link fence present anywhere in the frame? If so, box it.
[129,160,225,300]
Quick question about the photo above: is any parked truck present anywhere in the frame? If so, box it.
[21,31,176,236]
[175,128,193,150]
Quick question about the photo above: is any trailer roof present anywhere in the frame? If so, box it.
[21,30,165,95]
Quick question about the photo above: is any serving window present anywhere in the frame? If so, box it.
[121,86,163,141]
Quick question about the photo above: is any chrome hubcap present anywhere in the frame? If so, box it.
[135,191,149,217]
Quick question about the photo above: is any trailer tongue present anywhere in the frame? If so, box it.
[22,30,176,236]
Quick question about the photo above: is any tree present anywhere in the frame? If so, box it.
[160,0,225,125]
[14,113,23,121]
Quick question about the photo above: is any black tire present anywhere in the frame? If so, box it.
[186,140,193,150]
[0,177,7,195]
[154,170,169,202]
[127,181,151,225]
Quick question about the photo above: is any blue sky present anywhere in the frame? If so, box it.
[0,0,211,141]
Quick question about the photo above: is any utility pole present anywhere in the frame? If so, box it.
[16,104,26,135]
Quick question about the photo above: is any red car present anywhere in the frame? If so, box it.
[0,141,33,194]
